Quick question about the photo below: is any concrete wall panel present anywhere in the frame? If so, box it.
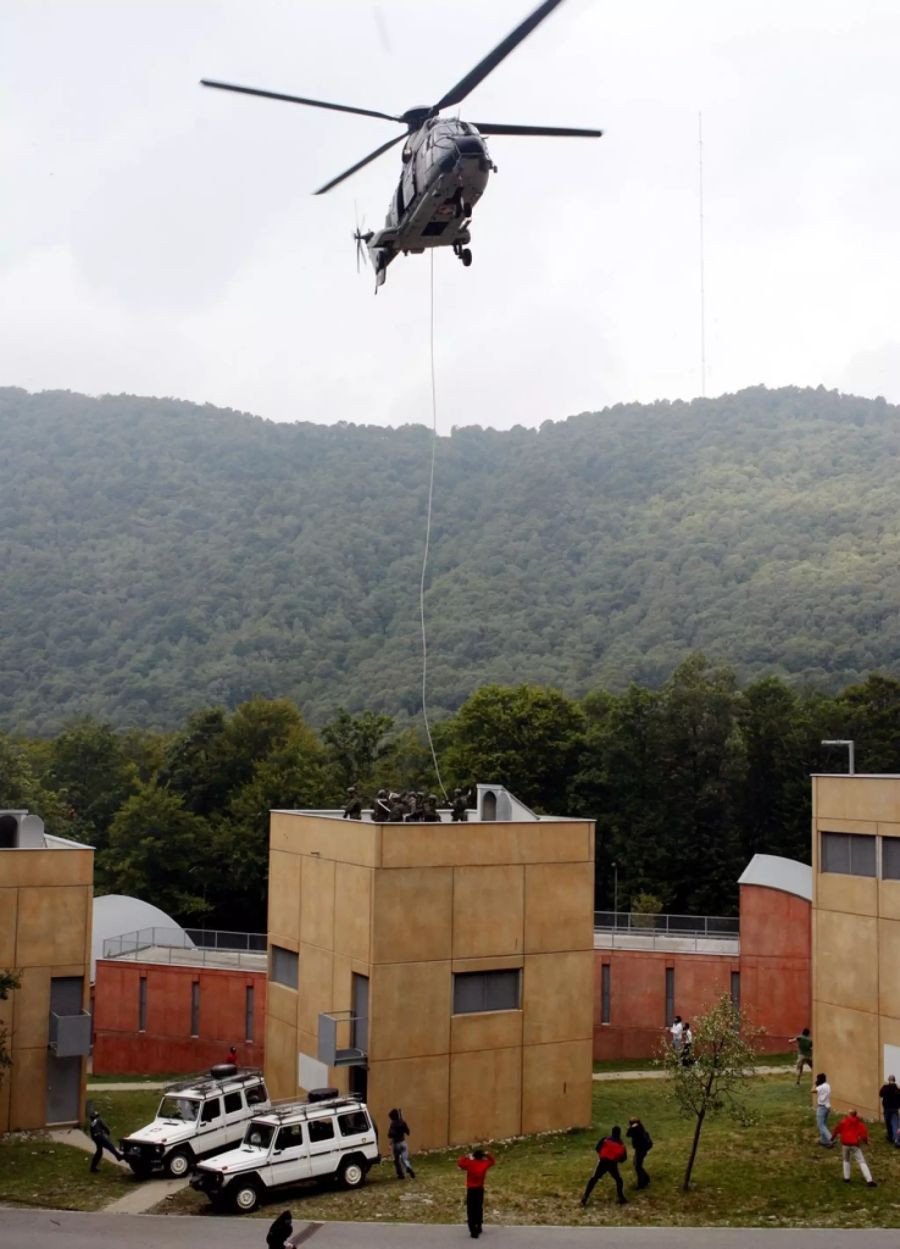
[878,879,900,922]
[816,873,877,917]
[521,1039,592,1135]
[370,961,450,1059]
[523,952,592,1046]
[0,889,17,963]
[270,813,380,867]
[815,909,877,1014]
[450,1009,523,1055]
[525,863,593,954]
[268,980,300,1028]
[334,862,372,962]
[449,1046,522,1144]
[265,1015,299,1101]
[16,886,89,966]
[0,849,92,888]
[814,1002,878,1117]
[268,849,301,947]
[368,1054,449,1151]
[452,866,524,959]
[372,868,452,965]
[380,822,592,869]
[9,1047,47,1129]
[299,855,336,951]
[296,943,334,1039]
[13,966,51,1049]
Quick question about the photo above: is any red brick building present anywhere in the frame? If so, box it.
[593,855,811,1060]
[93,928,267,1075]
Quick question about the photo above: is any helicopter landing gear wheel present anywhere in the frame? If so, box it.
[461,247,473,267]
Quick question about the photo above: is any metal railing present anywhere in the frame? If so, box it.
[102,926,267,969]
[594,912,739,940]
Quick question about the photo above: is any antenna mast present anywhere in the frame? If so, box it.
[698,111,707,399]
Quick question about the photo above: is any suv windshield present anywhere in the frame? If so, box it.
[157,1096,200,1122]
[243,1121,276,1150]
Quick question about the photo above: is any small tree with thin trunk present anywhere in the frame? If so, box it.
[661,994,762,1191]
[0,970,21,1088]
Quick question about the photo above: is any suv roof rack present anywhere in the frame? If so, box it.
[262,1096,362,1121]
[164,1067,264,1096]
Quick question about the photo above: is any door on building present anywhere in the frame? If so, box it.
[47,976,85,1124]
[349,973,369,1102]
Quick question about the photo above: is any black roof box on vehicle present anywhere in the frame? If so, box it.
[308,1087,340,1103]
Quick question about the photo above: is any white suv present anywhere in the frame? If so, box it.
[120,1065,270,1179]
[190,1095,380,1212]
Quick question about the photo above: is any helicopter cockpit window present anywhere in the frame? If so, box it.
[401,142,412,164]
[460,123,472,135]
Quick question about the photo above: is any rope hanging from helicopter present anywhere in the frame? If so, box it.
[420,251,449,802]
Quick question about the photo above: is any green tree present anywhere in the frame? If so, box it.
[101,782,213,922]
[161,707,233,816]
[0,970,21,1088]
[43,718,137,851]
[322,709,394,791]
[440,684,585,812]
[662,994,762,1191]
[835,673,900,772]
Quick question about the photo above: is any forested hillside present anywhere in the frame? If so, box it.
[2,384,899,734]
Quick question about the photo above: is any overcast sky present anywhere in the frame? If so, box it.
[3,0,899,431]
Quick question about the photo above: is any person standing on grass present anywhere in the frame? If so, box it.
[580,1125,627,1207]
[814,1073,834,1146]
[626,1116,652,1188]
[878,1075,900,1144]
[668,1015,684,1053]
[680,1022,694,1067]
[831,1110,877,1186]
[457,1147,495,1239]
[388,1107,416,1179]
[88,1109,124,1171]
[792,1028,813,1084]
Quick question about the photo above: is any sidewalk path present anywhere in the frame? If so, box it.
[102,1178,190,1214]
[87,1082,167,1092]
[0,1209,892,1249]
[46,1128,130,1170]
[593,1064,791,1082]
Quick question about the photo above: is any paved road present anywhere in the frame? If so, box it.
[0,1210,896,1249]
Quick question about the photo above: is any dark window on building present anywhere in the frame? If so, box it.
[601,964,611,1024]
[821,831,876,877]
[351,973,368,1052]
[190,981,200,1037]
[224,1091,243,1114]
[309,1118,335,1143]
[883,838,900,880]
[665,968,675,1027]
[731,970,741,1012]
[245,984,255,1041]
[338,1110,369,1136]
[453,969,520,1015]
[138,976,147,1032]
[201,1097,221,1123]
[271,945,299,990]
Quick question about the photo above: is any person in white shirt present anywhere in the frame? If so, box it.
[815,1072,834,1147]
[668,1015,684,1052]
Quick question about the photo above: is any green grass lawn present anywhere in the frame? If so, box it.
[152,1074,900,1228]
[0,1089,169,1212]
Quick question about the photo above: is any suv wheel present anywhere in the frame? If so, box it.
[230,1178,262,1213]
[164,1148,192,1178]
[338,1156,367,1190]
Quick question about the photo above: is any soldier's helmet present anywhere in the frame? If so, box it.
[377,789,387,798]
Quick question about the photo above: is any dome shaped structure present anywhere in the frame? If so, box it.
[91,894,192,979]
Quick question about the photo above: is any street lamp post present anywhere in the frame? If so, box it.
[821,739,856,774]
[611,859,618,947]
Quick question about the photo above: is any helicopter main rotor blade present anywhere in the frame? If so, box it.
[434,0,566,112]
[201,79,401,124]
[473,122,603,137]
[314,133,406,195]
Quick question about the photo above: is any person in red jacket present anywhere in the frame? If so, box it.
[580,1125,627,1207]
[831,1110,877,1186]
[457,1148,495,1239]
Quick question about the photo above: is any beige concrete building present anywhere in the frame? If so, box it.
[266,786,595,1149]
[812,774,900,1118]
[0,810,93,1132]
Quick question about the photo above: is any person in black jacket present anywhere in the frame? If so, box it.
[266,1210,293,1248]
[388,1107,416,1179]
[626,1116,653,1188]
[878,1075,900,1143]
[88,1109,123,1171]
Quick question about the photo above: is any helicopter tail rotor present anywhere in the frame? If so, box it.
[353,208,372,273]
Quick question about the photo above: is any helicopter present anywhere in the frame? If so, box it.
[201,0,602,288]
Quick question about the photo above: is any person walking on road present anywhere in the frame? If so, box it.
[879,1075,900,1144]
[388,1108,416,1179]
[626,1116,653,1189]
[266,1210,294,1249]
[832,1110,877,1186]
[458,1148,495,1239]
[88,1109,123,1171]
[580,1125,628,1207]
[815,1073,833,1147]
[792,1028,813,1084]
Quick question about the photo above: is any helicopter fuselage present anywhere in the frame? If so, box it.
[365,118,493,284]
